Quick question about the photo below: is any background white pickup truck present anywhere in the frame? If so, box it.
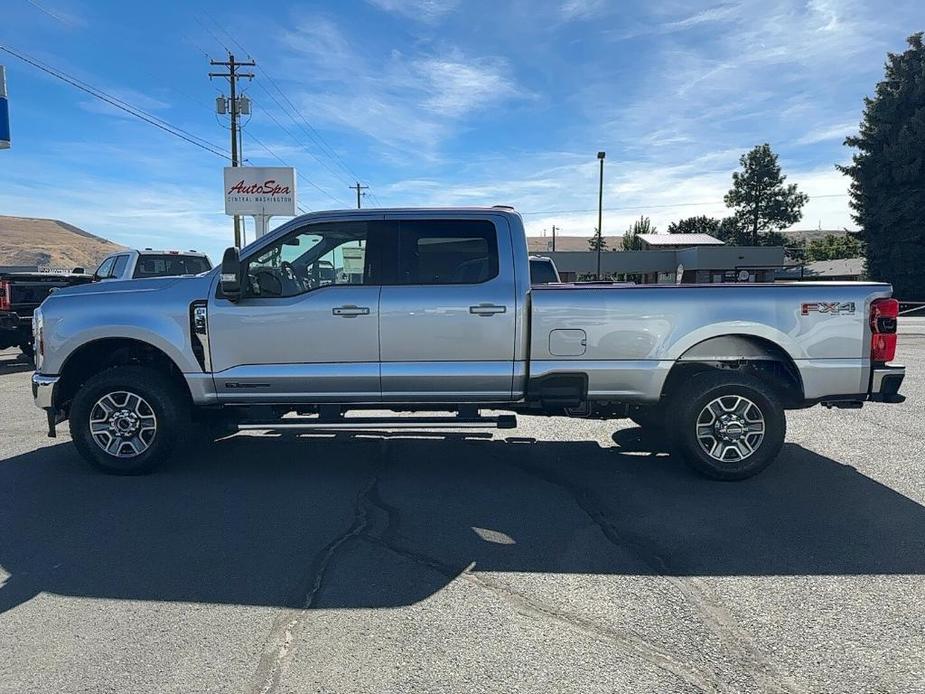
[31,207,905,479]
[93,249,212,281]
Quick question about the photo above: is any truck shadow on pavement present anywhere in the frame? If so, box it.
[1,429,924,613]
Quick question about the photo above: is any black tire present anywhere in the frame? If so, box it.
[18,342,34,363]
[69,366,190,475]
[668,370,786,480]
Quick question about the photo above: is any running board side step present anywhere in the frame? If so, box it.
[237,414,518,431]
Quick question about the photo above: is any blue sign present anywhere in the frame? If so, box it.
[0,66,9,149]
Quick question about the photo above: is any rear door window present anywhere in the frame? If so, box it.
[111,255,129,278]
[396,220,499,285]
[133,255,211,278]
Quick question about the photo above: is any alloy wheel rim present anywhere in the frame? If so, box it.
[696,394,765,463]
[89,391,157,458]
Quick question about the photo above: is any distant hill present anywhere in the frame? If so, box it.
[528,236,625,252]
[0,215,124,270]
[779,228,859,243]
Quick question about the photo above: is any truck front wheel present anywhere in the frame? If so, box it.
[69,366,189,475]
[669,371,785,480]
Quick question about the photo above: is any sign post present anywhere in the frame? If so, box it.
[0,66,11,150]
[223,166,297,241]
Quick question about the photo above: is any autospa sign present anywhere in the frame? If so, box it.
[223,167,296,216]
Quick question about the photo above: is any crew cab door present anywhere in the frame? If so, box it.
[207,219,389,403]
[379,215,516,401]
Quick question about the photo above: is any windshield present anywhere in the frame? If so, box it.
[132,255,211,278]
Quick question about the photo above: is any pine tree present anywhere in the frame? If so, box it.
[839,33,925,300]
[588,227,608,251]
[724,144,808,245]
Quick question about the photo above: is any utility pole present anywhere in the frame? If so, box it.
[551,224,558,252]
[596,151,606,280]
[349,181,369,209]
[210,53,255,248]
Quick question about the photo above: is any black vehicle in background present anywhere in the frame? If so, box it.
[0,270,93,360]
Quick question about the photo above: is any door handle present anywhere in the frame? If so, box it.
[469,304,507,316]
[332,305,370,317]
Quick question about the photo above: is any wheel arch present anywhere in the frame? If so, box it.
[55,337,192,412]
[664,334,805,407]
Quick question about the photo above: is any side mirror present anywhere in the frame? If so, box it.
[220,247,242,302]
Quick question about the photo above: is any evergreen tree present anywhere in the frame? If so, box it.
[588,227,608,251]
[839,33,925,300]
[724,144,808,245]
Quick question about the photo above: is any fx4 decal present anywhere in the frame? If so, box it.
[801,302,856,315]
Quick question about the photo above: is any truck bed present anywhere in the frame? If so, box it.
[529,281,893,401]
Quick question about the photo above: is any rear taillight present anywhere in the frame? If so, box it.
[0,280,10,312]
[870,298,899,362]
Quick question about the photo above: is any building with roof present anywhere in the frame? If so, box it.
[636,233,725,248]
[528,232,784,284]
[776,257,865,282]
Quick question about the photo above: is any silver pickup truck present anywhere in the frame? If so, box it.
[31,207,905,480]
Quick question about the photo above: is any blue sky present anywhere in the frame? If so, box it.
[0,0,922,262]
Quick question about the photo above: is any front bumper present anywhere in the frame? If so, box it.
[869,364,905,403]
[32,373,59,410]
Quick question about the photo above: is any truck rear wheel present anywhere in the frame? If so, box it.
[668,371,785,480]
[69,366,189,475]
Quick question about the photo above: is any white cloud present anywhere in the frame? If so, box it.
[560,0,607,21]
[278,17,526,151]
[796,122,857,145]
[366,0,460,22]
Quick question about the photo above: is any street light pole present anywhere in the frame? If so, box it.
[596,151,606,280]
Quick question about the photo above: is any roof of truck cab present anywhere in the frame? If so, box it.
[291,206,522,218]
[135,249,209,256]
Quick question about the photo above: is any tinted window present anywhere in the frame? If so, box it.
[112,255,129,278]
[530,258,559,284]
[95,257,115,279]
[397,220,498,285]
[133,255,211,278]
[243,221,381,298]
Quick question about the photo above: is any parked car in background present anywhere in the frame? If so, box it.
[529,255,561,284]
[94,249,212,281]
[1,269,93,360]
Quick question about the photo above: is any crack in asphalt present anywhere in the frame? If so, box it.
[249,434,806,694]
[499,450,807,694]
[248,444,385,694]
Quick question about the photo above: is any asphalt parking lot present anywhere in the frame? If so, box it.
[1,320,923,694]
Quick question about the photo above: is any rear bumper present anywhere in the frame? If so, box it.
[869,364,905,403]
[32,373,59,410]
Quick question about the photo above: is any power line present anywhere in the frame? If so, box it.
[250,104,345,205]
[349,181,369,209]
[200,15,375,193]
[253,83,354,187]
[0,43,230,159]
[23,0,74,25]
[520,194,850,216]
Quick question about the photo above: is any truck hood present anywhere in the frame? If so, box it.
[47,273,213,299]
